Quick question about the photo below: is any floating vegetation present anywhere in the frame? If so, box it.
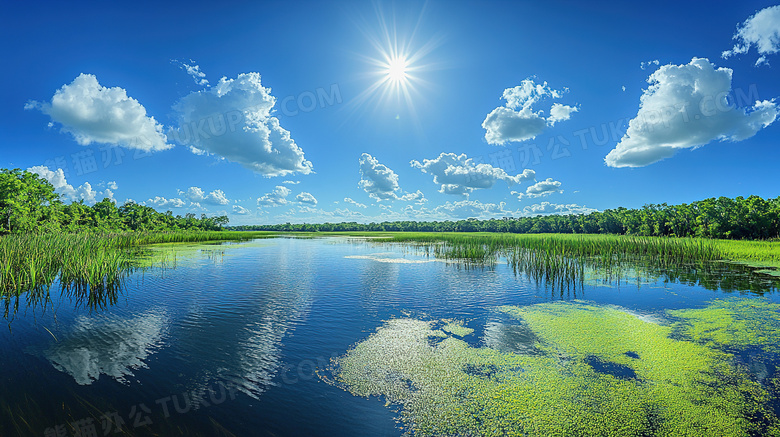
[441,320,473,337]
[669,298,780,354]
[329,300,780,436]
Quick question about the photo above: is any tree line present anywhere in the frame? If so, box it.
[0,168,228,233]
[234,195,780,240]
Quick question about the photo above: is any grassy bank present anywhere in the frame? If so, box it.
[0,231,275,297]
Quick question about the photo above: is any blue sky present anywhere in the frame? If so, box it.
[2,0,779,224]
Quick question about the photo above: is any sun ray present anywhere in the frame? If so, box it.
[341,3,444,127]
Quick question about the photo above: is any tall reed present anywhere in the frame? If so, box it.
[0,231,273,298]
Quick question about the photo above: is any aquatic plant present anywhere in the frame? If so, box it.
[669,297,780,353]
[330,301,780,436]
[0,231,274,298]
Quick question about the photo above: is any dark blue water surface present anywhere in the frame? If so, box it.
[1,237,778,436]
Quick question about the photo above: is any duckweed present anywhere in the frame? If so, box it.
[331,301,780,436]
[668,298,780,353]
[441,320,474,337]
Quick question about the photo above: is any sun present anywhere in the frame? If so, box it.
[343,4,443,123]
[385,55,410,84]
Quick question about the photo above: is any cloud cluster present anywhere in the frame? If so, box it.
[433,200,510,218]
[233,205,251,215]
[512,177,562,199]
[605,58,778,168]
[482,79,578,145]
[146,197,186,208]
[171,73,313,177]
[181,186,230,206]
[722,5,780,66]
[358,153,425,202]
[411,153,535,197]
[25,74,171,151]
[257,186,291,206]
[344,197,367,208]
[640,60,660,70]
[28,166,112,205]
[175,60,209,86]
[295,192,318,206]
[523,202,596,216]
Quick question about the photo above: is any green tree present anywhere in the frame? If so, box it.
[0,168,60,233]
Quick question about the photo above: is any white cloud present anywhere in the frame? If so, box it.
[512,178,562,199]
[548,103,578,124]
[180,186,230,205]
[358,153,422,202]
[722,5,780,66]
[399,190,427,204]
[605,58,778,168]
[146,197,186,208]
[482,78,578,145]
[170,72,313,177]
[257,186,291,206]
[25,74,171,151]
[175,60,209,86]
[101,189,116,203]
[411,153,535,197]
[282,180,300,185]
[107,181,118,190]
[640,59,660,70]
[523,202,596,216]
[344,197,367,208]
[28,165,105,205]
[434,200,511,219]
[233,205,251,215]
[296,192,318,205]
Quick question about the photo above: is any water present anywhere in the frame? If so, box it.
[1,237,779,436]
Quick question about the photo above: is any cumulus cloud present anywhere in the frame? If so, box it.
[107,181,118,190]
[344,197,367,208]
[170,72,313,177]
[257,186,291,206]
[282,180,300,185]
[482,78,578,145]
[523,202,596,216]
[512,178,562,199]
[233,205,251,215]
[722,5,780,66]
[28,165,107,205]
[146,197,186,209]
[175,59,209,86]
[411,153,535,197]
[358,153,424,202]
[25,74,171,151]
[295,192,318,205]
[180,187,230,205]
[605,58,778,168]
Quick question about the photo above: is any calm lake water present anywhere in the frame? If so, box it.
[1,237,779,436]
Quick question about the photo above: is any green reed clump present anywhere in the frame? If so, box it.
[0,231,273,298]
[382,233,725,289]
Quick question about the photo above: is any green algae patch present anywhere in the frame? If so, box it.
[669,298,780,353]
[441,320,473,337]
[330,304,780,437]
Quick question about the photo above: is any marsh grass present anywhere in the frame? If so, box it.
[0,231,274,299]
[371,233,731,290]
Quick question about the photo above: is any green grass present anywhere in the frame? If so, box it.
[0,231,275,298]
